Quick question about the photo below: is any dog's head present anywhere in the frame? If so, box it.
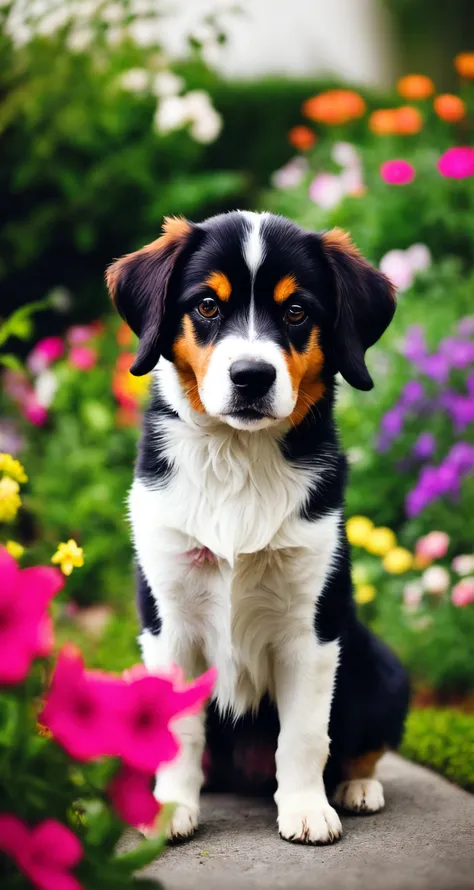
[106,212,395,430]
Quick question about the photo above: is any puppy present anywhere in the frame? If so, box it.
[106,211,409,845]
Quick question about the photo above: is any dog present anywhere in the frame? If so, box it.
[106,211,410,845]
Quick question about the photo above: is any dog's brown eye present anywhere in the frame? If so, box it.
[198,298,219,319]
[284,304,306,325]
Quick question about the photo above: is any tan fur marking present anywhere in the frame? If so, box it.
[274,274,298,304]
[321,227,361,258]
[105,216,191,303]
[173,315,213,414]
[205,271,232,302]
[343,748,386,781]
[286,328,325,426]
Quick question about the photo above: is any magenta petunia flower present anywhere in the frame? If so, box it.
[27,337,64,375]
[380,160,415,185]
[0,814,83,890]
[108,765,161,829]
[437,146,474,179]
[69,346,97,371]
[0,548,64,685]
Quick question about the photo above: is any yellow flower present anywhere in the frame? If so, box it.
[6,540,24,559]
[0,453,28,484]
[52,539,84,576]
[0,476,21,522]
[383,547,413,575]
[355,584,376,605]
[346,516,374,548]
[365,527,397,556]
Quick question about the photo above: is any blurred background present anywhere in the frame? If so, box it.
[1,0,474,790]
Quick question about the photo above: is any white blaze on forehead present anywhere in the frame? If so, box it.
[239,211,267,276]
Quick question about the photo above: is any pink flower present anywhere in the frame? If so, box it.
[309,173,344,209]
[380,160,415,185]
[271,157,308,190]
[27,337,64,374]
[416,531,450,561]
[0,548,63,684]
[23,394,48,426]
[451,554,474,576]
[108,765,160,829]
[406,243,431,272]
[69,346,97,371]
[115,668,217,773]
[40,647,123,761]
[0,814,83,890]
[67,325,95,346]
[379,250,414,292]
[437,146,474,179]
[451,577,474,607]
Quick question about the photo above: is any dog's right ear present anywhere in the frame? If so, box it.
[105,216,195,376]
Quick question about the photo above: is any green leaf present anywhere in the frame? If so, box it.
[0,353,23,371]
[114,804,174,872]
[0,298,51,347]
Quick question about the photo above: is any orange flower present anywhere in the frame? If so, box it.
[397,74,434,100]
[396,105,423,134]
[116,321,133,347]
[302,90,366,126]
[433,93,466,122]
[455,52,474,78]
[288,125,316,151]
[369,108,398,135]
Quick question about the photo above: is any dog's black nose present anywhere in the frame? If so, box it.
[229,359,276,399]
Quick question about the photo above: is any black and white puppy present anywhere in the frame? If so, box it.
[106,211,409,845]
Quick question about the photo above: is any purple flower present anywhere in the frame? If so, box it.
[458,317,474,337]
[413,432,435,460]
[419,353,450,384]
[381,406,404,438]
[467,374,474,397]
[448,442,474,471]
[440,337,474,368]
[444,394,474,432]
[406,487,429,517]
[436,462,460,495]
[401,380,424,406]
[402,326,426,363]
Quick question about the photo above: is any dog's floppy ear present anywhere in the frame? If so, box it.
[320,228,396,391]
[105,216,195,376]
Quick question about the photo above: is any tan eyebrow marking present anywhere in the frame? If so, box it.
[205,271,232,302]
[274,274,298,304]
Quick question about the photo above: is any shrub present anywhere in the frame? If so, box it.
[401,708,474,791]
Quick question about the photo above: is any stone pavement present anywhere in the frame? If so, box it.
[123,754,474,890]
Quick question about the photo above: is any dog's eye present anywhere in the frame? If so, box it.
[284,304,306,325]
[198,298,219,319]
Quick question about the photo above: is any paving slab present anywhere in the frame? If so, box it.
[122,754,474,890]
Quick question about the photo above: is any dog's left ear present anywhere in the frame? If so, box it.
[105,216,195,376]
[320,228,396,391]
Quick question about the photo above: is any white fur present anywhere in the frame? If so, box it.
[333,778,385,814]
[239,210,267,339]
[131,378,342,842]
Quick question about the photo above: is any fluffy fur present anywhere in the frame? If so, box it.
[106,211,409,845]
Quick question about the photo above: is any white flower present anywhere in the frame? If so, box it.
[152,71,185,98]
[271,158,308,190]
[347,447,366,465]
[403,581,423,610]
[406,243,432,272]
[119,68,149,93]
[331,142,360,169]
[154,95,190,134]
[102,3,124,23]
[67,28,91,52]
[451,554,474,576]
[379,250,414,293]
[183,90,213,116]
[309,173,344,210]
[422,565,450,595]
[190,107,222,144]
[35,370,58,408]
[340,167,364,196]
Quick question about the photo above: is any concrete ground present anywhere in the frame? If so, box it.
[123,754,474,890]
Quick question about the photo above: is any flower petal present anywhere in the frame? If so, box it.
[31,820,82,869]
[0,813,30,858]
[0,547,19,604]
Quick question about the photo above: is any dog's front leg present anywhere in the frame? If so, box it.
[274,639,342,844]
[140,625,205,841]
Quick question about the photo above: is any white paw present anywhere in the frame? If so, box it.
[333,778,385,814]
[278,797,342,845]
[165,803,200,841]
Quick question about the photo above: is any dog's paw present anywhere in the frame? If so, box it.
[333,778,384,814]
[165,803,200,842]
[278,797,342,845]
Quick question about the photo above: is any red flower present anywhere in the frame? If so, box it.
[287,125,316,151]
[0,548,63,685]
[0,814,83,890]
[40,647,123,761]
[115,668,217,773]
[108,765,161,829]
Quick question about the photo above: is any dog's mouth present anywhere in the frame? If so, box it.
[224,408,276,422]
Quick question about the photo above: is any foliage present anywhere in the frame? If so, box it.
[401,708,474,791]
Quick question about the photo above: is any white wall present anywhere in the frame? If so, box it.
[160,0,397,87]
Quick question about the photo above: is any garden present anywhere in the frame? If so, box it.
[1,1,474,886]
